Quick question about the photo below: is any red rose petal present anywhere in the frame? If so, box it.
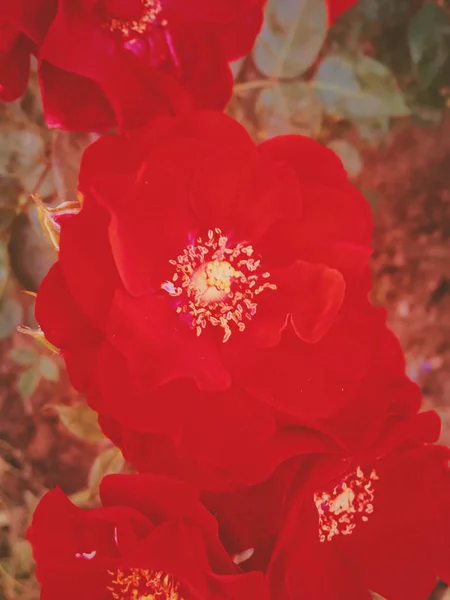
[35,263,103,392]
[107,289,231,392]
[276,260,346,344]
[39,61,116,131]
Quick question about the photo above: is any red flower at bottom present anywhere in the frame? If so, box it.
[265,412,450,600]
[27,474,268,600]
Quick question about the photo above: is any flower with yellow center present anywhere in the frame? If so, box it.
[314,466,379,543]
[162,228,276,342]
[104,0,165,38]
[107,568,182,600]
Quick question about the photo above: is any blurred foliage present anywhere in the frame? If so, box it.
[229,0,450,165]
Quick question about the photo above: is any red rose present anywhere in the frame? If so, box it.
[27,474,269,600]
[200,411,450,599]
[327,0,358,25]
[260,410,450,600]
[36,111,377,483]
[3,1,265,131]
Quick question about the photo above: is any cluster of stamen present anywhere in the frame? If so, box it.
[313,466,379,543]
[104,0,165,38]
[107,568,182,600]
[162,228,276,343]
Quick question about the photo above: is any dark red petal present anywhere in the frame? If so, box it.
[39,565,110,600]
[27,489,124,569]
[97,141,210,296]
[127,110,255,152]
[205,6,264,61]
[124,521,210,596]
[58,195,120,331]
[36,263,103,392]
[275,260,346,343]
[179,386,276,469]
[0,33,31,102]
[321,323,423,453]
[79,134,144,190]
[258,135,350,188]
[189,149,301,243]
[15,0,57,44]
[224,300,380,421]
[94,344,275,472]
[99,474,200,524]
[39,61,116,132]
[295,184,372,248]
[269,500,371,600]
[107,289,230,391]
[208,571,269,600]
[172,24,234,110]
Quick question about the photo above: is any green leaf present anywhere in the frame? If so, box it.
[253,0,328,78]
[88,447,125,496]
[53,402,106,443]
[0,298,23,340]
[9,346,39,366]
[408,4,450,89]
[18,367,41,399]
[314,54,410,122]
[38,355,59,381]
[255,82,322,139]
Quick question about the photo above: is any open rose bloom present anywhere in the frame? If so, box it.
[0,0,265,131]
[35,110,382,487]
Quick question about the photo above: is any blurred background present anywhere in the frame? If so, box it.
[1,0,450,598]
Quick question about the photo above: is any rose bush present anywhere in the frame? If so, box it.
[1,0,265,131]
[28,473,269,599]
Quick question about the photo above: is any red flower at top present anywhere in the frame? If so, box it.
[1,0,265,131]
[36,111,376,479]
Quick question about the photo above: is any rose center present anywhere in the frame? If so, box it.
[313,466,379,543]
[192,259,239,303]
[162,228,276,343]
[108,568,182,600]
[102,0,163,38]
